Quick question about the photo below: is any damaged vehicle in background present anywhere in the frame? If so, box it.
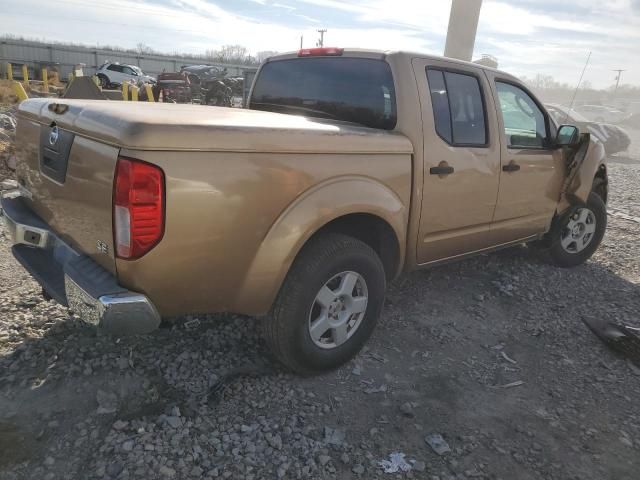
[546,103,631,155]
[180,65,233,106]
[573,104,631,124]
[1,48,608,374]
[141,72,192,104]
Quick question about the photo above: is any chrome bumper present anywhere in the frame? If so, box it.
[1,193,161,335]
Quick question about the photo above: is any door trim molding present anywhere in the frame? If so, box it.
[416,233,541,269]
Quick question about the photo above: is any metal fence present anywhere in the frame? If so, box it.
[0,38,257,80]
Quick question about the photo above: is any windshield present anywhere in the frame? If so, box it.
[249,57,397,130]
[131,66,143,75]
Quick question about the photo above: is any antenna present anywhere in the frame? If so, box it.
[564,51,591,123]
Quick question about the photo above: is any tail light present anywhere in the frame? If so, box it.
[298,47,343,57]
[113,157,165,259]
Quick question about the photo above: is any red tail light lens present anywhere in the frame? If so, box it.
[114,157,165,259]
[298,47,344,57]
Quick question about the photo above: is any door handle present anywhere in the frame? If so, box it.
[502,161,521,172]
[430,162,454,175]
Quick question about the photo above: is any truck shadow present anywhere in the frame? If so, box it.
[1,242,639,475]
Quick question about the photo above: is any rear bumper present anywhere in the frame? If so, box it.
[1,193,161,335]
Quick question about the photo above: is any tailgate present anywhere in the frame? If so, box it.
[14,104,118,274]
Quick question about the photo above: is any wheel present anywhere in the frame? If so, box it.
[264,233,386,375]
[97,74,109,88]
[547,192,606,268]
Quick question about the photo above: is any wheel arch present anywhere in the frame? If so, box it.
[232,177,408,316]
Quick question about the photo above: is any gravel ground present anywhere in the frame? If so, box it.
[1,131,640,480]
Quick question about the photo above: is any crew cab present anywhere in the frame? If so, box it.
[1,48,608,374]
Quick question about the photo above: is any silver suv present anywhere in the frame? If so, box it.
[96,62,155,87]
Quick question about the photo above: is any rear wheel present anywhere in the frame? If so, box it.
[264,233,386,375]
[547,192,606,267]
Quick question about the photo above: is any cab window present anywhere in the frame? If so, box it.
[426,69,487,146]
[496,82,548,148]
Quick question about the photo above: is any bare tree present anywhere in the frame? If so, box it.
[256,51,279,63]
[136,42,154,55]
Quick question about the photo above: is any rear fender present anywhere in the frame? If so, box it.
[233,176,408,316]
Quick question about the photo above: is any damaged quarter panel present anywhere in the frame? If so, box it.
[115,148,412,318]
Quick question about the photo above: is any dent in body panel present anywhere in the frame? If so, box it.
[115,150,412,317]
[561,136,606,208]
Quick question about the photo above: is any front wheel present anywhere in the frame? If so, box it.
[97,74,109,88]
[547,192,607,268]
[264,233,386,375]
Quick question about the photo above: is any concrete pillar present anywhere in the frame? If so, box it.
[444,0,483,62]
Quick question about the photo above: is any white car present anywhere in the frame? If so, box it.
[96,62,155,87]
[573,105,630,124]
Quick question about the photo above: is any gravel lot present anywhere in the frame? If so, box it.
[1,130,640,480]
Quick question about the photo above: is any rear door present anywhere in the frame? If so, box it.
[485,75,564,242]
[412,58,501,264]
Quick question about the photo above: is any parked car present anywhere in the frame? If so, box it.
[180,65,232,106]
[96,62,155,88]
[546,103,631,155]
[2,48,607,374]
[573,104,630,124]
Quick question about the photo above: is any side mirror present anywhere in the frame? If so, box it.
[556,124,580,147]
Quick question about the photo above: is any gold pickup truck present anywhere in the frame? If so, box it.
[1,48,607,374]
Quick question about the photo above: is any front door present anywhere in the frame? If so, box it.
[484,75,565,242]
[413,58,501,264]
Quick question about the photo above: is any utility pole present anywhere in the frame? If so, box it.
[316,29,327,47]
[300,35,303,49]
[612,69,625,96]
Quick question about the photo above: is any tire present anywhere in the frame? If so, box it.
[97,74,108,88]
[547,192,606,268]
[264,233,386,375]
[592,176,607,204]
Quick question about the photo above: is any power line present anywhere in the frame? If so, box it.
[612,69,625,96]
[316,29,327,47]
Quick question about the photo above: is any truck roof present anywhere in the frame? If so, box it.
[266,48,519,83]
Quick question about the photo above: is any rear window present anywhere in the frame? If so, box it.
[250,57,397,130]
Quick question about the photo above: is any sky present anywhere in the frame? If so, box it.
[1,0,639,88]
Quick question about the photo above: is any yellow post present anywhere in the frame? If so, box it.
[67,73,74,84]
[144,84,154,102]
[122,82,129,101]
[131,86,139,101]
[6,63,13,80]
[21,65,29,86]
[12,81,29,102]
[92,75,102,91]
[42,68,49,93]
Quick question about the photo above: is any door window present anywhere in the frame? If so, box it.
[496,82,548,148]
[122,66,135,75]
[107,64,123,73]
[426,69,487,146]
